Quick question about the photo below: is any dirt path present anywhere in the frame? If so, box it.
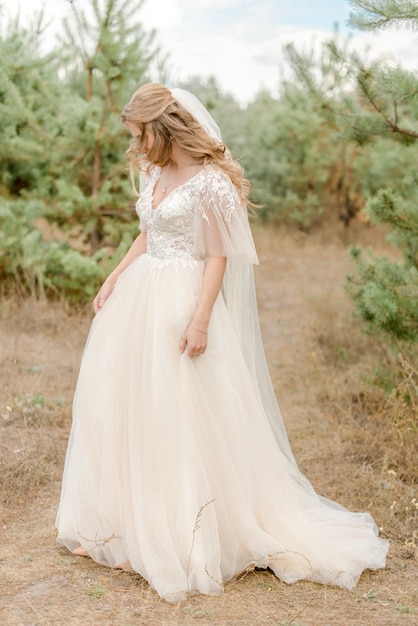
[0,227,416,626]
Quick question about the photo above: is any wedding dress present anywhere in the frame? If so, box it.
[55,165,388,602]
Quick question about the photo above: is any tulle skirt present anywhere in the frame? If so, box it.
[56,253,388,602]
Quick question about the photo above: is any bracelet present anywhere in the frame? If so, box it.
[189,323,208,334]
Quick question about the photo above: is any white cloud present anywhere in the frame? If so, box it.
[349,28,418,71]
[254,26,332,65]
[177,0,241,7]
[140,1,418,103]
[4,0,418,105]
[166,31,281,102]
[4,0,70,22]
[141,0,182,31]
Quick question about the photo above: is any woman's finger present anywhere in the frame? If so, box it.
[179,333,187,353]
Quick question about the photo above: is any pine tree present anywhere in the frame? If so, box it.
[241,86,341,225]
[52,0,159,253]
[0,12,78,298]
[345,0,418,345]
[287,1,418,345]
[0,1,160,300]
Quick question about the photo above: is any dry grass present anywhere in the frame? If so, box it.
[0,298,91,517]
[0,226,417,625]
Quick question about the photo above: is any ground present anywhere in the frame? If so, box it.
[0,224,417,626]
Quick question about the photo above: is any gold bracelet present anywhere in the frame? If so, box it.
[189,323,208,334]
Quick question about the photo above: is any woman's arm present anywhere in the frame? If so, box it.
[93,231,147,313]
[179,256,227,358]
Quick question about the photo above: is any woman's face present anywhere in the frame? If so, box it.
[127,122,155,155]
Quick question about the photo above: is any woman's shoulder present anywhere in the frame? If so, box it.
[147,165,162,179]
[202,164,230,181]
[197,165,244,219]
[200,165,235,194]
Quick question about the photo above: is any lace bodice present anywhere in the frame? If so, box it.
[135,165,258,268]
[135,167,204,268]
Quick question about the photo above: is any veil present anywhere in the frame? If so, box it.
[170,88,222,141]
[170,87,300,469]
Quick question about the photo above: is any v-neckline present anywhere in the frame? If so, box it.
[150,167,205,211]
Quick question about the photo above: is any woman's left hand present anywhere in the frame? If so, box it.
[180,324,208,358]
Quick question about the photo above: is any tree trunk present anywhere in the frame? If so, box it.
[90,144,102,253]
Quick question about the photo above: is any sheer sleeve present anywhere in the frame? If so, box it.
[193,169,258,263]
[139,169,150,195]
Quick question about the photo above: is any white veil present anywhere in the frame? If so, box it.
[171,88,222,142]
[171,87,300,469]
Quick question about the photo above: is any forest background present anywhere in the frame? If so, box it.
[0,1,417,623]
[0,0,416,333]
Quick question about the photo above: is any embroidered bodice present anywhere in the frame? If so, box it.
[135,166,243,268]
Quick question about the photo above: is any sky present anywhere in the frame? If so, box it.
[4,0,418,104]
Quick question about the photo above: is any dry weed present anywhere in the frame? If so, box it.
[0,297,89,519]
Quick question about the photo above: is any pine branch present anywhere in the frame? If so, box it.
[349,0,418,31]
[67,0,90,62]
[357,67,418,139]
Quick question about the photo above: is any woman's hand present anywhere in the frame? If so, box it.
[179,257,225,359]
[93,279,116,314]
[179,324,208,358]
[92,232,147,314]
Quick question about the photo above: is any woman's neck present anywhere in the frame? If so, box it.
[169,145,201,171]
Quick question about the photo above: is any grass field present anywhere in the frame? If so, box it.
[0,225,417,626]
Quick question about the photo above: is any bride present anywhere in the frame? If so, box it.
[55,83,388,602]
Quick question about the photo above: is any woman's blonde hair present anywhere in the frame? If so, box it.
[121,83,254,208]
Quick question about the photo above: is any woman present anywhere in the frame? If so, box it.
[56,83,388,602]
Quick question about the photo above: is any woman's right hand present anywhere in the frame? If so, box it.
[93,278,116,314]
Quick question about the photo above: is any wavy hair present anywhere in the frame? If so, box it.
[121,83,254,209]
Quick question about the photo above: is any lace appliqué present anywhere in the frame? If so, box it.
[198,171,237,231]
[135,167,241,270]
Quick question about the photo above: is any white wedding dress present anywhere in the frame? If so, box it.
[56,166,388,602]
